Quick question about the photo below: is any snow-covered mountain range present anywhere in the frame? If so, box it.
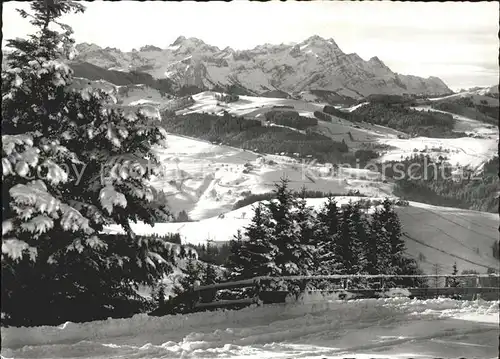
[72,35,453,99]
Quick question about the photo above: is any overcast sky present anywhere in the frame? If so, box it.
[3,1,498,90]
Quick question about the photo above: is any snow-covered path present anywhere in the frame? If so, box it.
[2,296,498,359]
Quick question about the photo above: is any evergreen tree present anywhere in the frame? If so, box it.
[2,2,172,326]
[168,246,177,265]
[316,197,344,275]
[493,240,499,260]
[398,256,427,288]
[336,203,358,274]
[171,257,201,312]
[382,199,405,267]
[369,206,391,274]
[227,204,279,279]
[267,178,302,276]
[448,262,461,288]
[317,195,340,235]
[176,210,190,222]
[294,187,318,274]
[350,203,368,274]
[201,262,218,286]
[173,257,201,295]
[200,262,218,303]
[375,199,424,287]
[365,214,380,275]
[226,229,246,279]
[153,282,166,307]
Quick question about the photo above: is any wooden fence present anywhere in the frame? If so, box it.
[192,274,500,311]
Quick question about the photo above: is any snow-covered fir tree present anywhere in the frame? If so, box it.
[267,178,303,276]
[226,181,425,295]
[226,229,245,278]
[315,196,344,275]
[372,199,424,287]
[364,212,381,274]
[349,203,369,274]
[445,262,460,288]
[227,204,280,279]
[382,199,406,268]
[168,257,202,313]
[317,195,340,235]
[173,257,201,296]
[294,187,320,275]
[201,262,218,286]
[336,203,359,274]
[1,1,173,326]
[153,282,167,307]
[369,205,392,273]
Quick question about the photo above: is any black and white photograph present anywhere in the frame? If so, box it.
[1,0,499,358]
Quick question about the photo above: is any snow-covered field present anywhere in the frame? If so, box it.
[376,105,498,170]
[148,134,390,220]
[428,86,499,107]
[377,136,498,171]
[148,126,495,223]
[2,296,498,359]
[177,91,326,119]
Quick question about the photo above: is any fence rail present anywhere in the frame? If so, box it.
[191,274,500,311]
[194,274,498,291]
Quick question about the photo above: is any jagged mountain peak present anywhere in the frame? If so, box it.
[305,35,326,42]
[75,42,103,52]
[171,35,187,46]
[301,35,339,48]
[297,35,343,57]
[172,36,207,47]
[139,45,163,52]
[103,46,121,53]
[369,56,387,67]
[170,36,220,54]
[72,35,453,98]
[347,53,363,62]
[221,46,235,53]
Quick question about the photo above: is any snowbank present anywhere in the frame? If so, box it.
[2,297,498,359]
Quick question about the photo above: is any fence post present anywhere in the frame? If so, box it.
[255,278,262,305]
[433,264,442,298]
[475,276,481,300]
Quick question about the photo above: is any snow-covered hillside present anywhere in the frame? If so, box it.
[158,92,498,168]
[429,85,499,107]
[370,104,498,170]
[147,134,390,219]
[2,297,498,359]
[63,81,499,172]
[378,136,498,171]
[178,91,326,118]
[68,77,167,119]
[73,35,452,98]
[173,93,498,166]
[411,105,498,137]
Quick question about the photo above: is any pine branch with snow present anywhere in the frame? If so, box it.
[1,2,174,326]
